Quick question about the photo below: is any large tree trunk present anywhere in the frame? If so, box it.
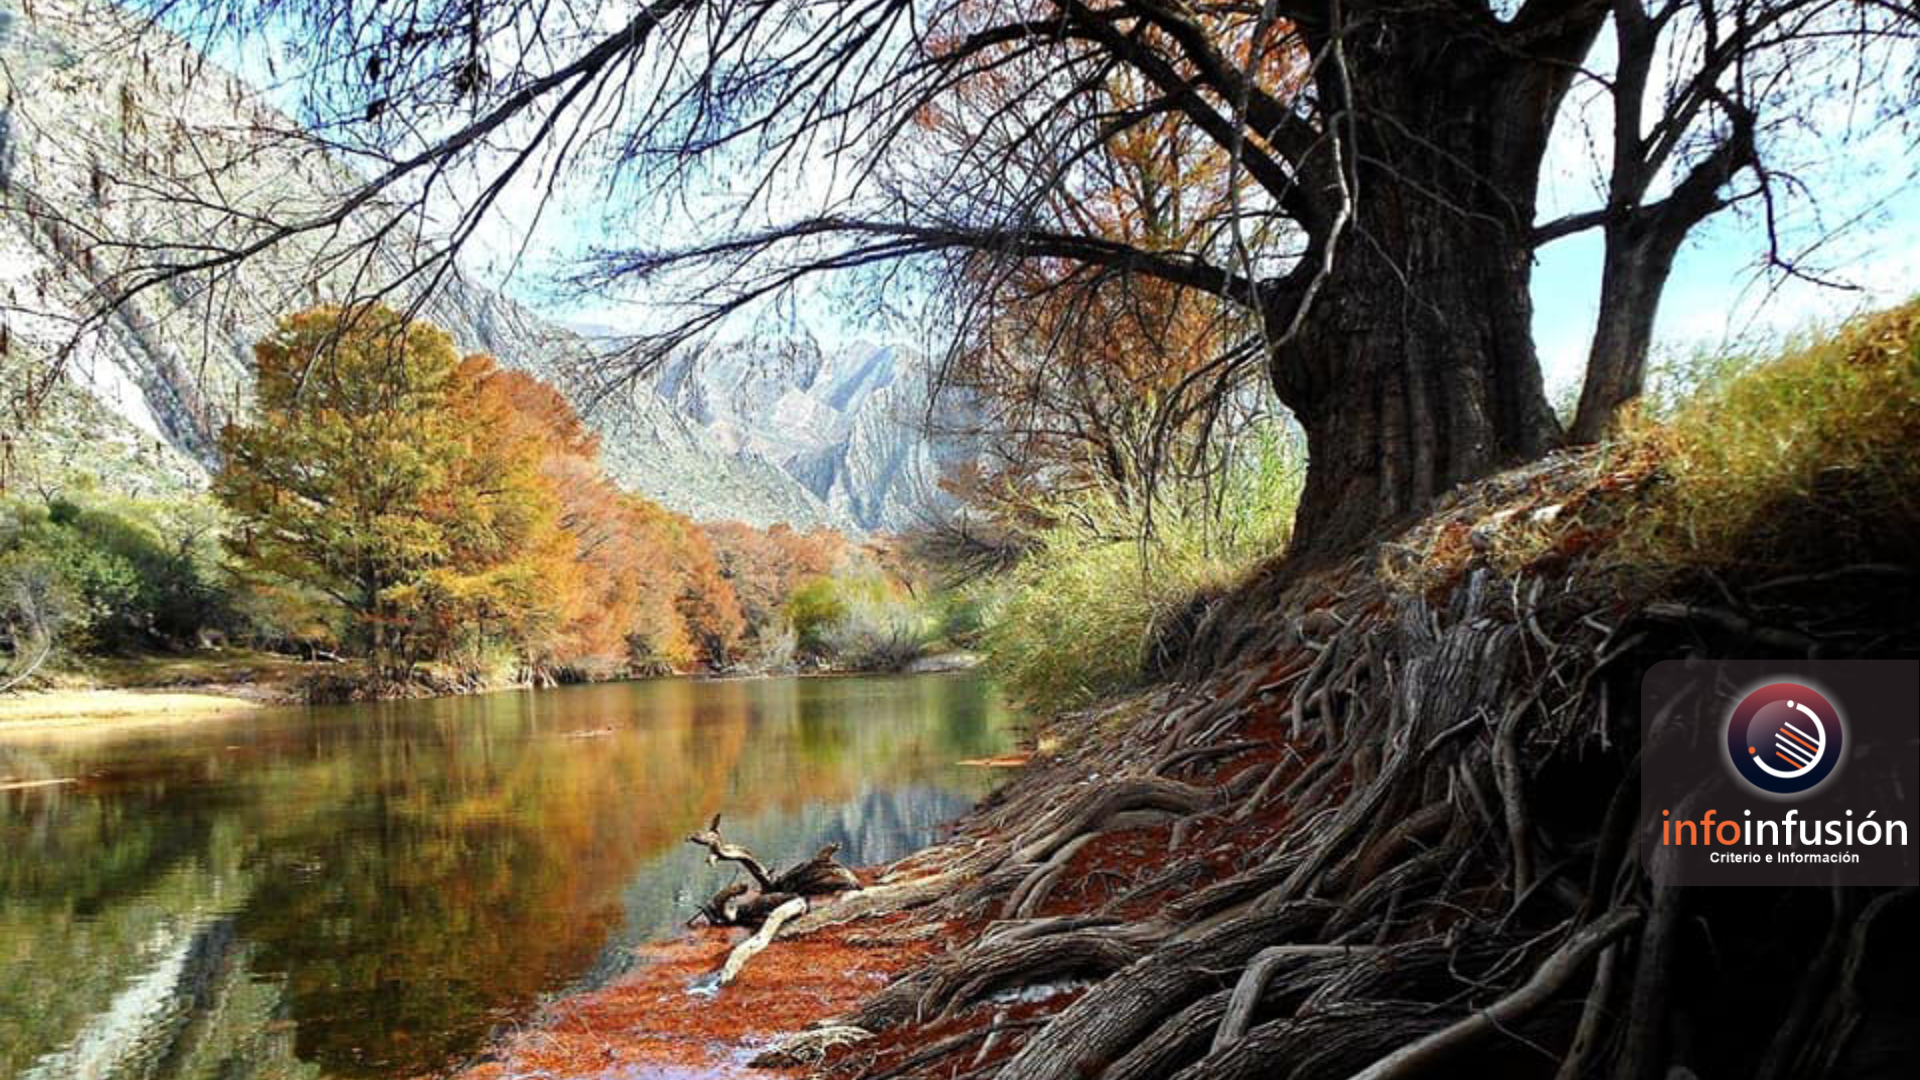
[1273,240,1559,560]
[1268,18,1579,560]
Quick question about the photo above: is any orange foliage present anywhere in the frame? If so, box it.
[223,308,858,677]
[701,521,849,637]
[461,357,746,672]
[918,13,1306,520]
[942,81,1252,515]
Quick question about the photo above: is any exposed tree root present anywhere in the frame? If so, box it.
[1342,907,1640,1080]
[678,451,1919,1080]
[750,1024,874,1068]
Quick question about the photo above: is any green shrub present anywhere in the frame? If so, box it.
[0,490,236,653]
[784,577,850,657]
[0,552,80,686]
[819,590,932,672]
[981,419,1303,712]
[783,573,935,670]
[929,590,988,649]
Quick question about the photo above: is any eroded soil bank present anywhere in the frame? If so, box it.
[464,440,1917,1080]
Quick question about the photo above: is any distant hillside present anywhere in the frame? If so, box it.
[652,338,975,531]
[0,0,854,528]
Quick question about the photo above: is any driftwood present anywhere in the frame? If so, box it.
[701,896,807,993]
[684,814,860,929]
[685,813,776,890]
[681,814,867,992]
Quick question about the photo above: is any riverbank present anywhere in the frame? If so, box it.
[0,649,986,732]
[451,433,1919,1080]
[0,687,263,732]
[0,650,312,730]
[450,898,944,1080]
[444,691,1270,1079]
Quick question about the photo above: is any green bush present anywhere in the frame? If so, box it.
[784,577,850,657]
[819,589,933,672]
[981,419,1303,712]
[783,573,935,670]
[0,490,236,654]
[0,551,80,686]
[929,590,988,649]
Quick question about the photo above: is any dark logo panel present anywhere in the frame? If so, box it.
[1641,659,1917,887]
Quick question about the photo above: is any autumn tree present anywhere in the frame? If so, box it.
[629,498,747,668]
[702,522,847,642]
[937,68,1259,518]
[217,306,572,676]
[463,358,746,671]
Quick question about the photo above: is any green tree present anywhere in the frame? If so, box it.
[784,577,848,659]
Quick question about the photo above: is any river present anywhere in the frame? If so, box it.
[0,672,1013,1079]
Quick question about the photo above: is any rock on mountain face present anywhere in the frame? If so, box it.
[0,0,848,529]
[652,339,973,532]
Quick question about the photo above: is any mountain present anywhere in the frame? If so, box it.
[0,0,905,529]
[651,338,973,531]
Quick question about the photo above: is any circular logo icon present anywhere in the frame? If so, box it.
[1725,682,1842,796]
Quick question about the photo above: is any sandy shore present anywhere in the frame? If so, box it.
[0,687,264,734]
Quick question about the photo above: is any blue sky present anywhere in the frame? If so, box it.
[1530,194,1920,400]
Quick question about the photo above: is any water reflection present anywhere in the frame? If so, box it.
[0,673,1010,1079]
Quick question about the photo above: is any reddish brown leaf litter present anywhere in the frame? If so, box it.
[451,912,938,1080]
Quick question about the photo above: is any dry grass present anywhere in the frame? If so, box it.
[1618,299,1920,571]
[1379,299,1920,595]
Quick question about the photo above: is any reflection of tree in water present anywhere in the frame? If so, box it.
[2,852,322,1080]
[0,674,1012,1078]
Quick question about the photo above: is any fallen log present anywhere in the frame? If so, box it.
[684,815,860,929]
[770,842,861,896]
[685,813,775,889]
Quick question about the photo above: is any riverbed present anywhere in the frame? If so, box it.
[0,673,1012,1079]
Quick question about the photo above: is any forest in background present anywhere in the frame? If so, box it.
[0,305,972,698]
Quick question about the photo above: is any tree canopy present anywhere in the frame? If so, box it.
[57,0,1920,557]
[217,306,569,672]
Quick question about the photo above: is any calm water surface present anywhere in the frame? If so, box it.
[0,673,1013,1079]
